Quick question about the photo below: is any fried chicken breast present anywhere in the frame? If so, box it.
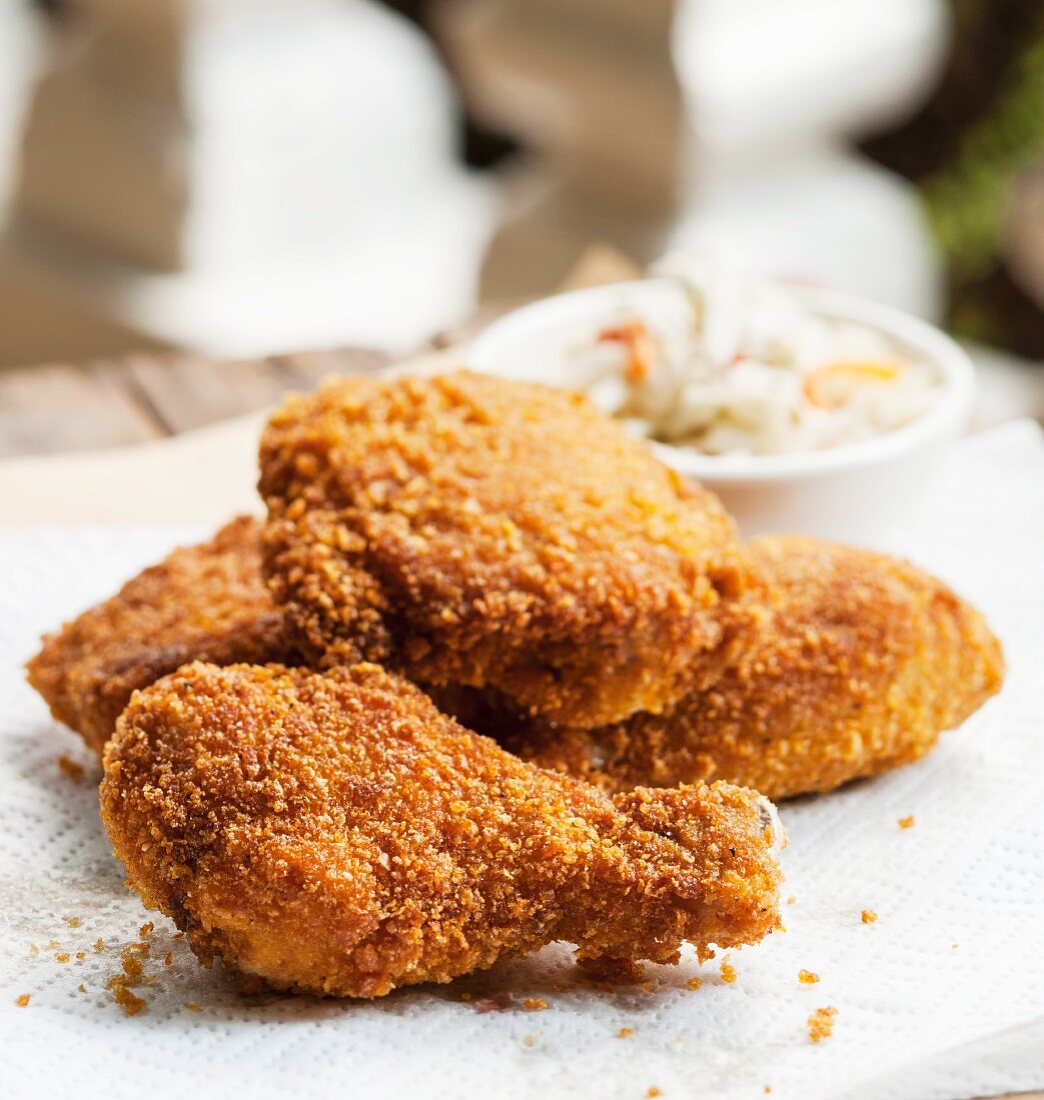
[101,662,782,998]
[505,537,1005,799]
[27,517,293,756]
[259,371,746,729]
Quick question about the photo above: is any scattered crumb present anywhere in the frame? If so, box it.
[185,1003,202,1012]
[66,917,81,928]
[76,951,86,961]
[58,755,85,779]
[78,984,86,993]
[798,970,820,984]
[94,939,105,953]
[686,977,702,991]
[139,922,154,939]
[898,815,915,830]
[29,944,38,957]
[55,953,70,963]
[952,943,959,950]
[763,1088,772,1095]
[523,998,548,1012]
[617,1027,635,1039]
[122,953,144,982]
[719,958,737,984]
[647,1089,662,1098]
[787,896,796,906]
[808,1006,838,1043]
[16,994,30,1007]
[473,993,513,1014]
[164,952,173,967]
[48,939,59,948]
[861,910,878,924]
[522,1034,535,1048]
[108,978,146,1017]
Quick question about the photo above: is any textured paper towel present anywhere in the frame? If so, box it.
[1,422,1043,1100]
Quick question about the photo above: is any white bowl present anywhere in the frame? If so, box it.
[468,277,975,540]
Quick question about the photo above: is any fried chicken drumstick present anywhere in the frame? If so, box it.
[26,517,293,756]
[259,371,745,729]
[101,662,782,998]
[501,536,1004,800]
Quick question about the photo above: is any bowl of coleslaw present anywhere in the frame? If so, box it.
[467,273,974,539]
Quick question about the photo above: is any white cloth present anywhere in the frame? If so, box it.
[1,421,1043,1100]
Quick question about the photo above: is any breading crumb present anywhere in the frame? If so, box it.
[78,984,86,993]
[94,938,105,953]
[55,953,70,963]
[76,951,86,960]
[861,909,878,924]
[647,1089,662,1098]
[139,922,154,939]
[58,755,85,779]
[798,970,819,984]
[898,815,915,829]
[617,1027,635,1039]
[720,957,737,983]
[523,998,548,1012]
[522,1034,535,1047]
[164,952,173,967]
[108,978,146,1016]
[686,977,702,991]
[787,896,796,906]
[808,1006,838,1043]
[16,994,30,1007]
[185,1003,202,1012]
[66,917,81,927]
[29,944,39,957]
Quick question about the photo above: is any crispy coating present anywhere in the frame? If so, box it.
[27,517,294,756]
[500,537,1005,800]
[100,662,782,998]
[259,371,746,729]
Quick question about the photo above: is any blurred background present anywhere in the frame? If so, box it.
[0,0,1041,448]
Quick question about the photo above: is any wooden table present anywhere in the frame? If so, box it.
[0,346,392,458]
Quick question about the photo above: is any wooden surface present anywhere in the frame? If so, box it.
[0,346,391,459]
[0,301,512,459]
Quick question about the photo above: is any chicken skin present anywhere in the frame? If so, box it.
[100,662,782,998]
[259,371,746,729]
[26,517,294,756]
[502,537,1005,800]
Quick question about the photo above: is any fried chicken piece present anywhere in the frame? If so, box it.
[101,662,782,998]
[259,371,746,729]
[500,537,1005,800]
[27,517,294,756]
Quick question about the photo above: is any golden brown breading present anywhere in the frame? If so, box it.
[101,662,782,998]
[26,517,294,756]
[259,371,746,729]
[501,537,1005,800]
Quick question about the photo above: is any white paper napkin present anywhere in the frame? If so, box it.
[2,421,1043,1100]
